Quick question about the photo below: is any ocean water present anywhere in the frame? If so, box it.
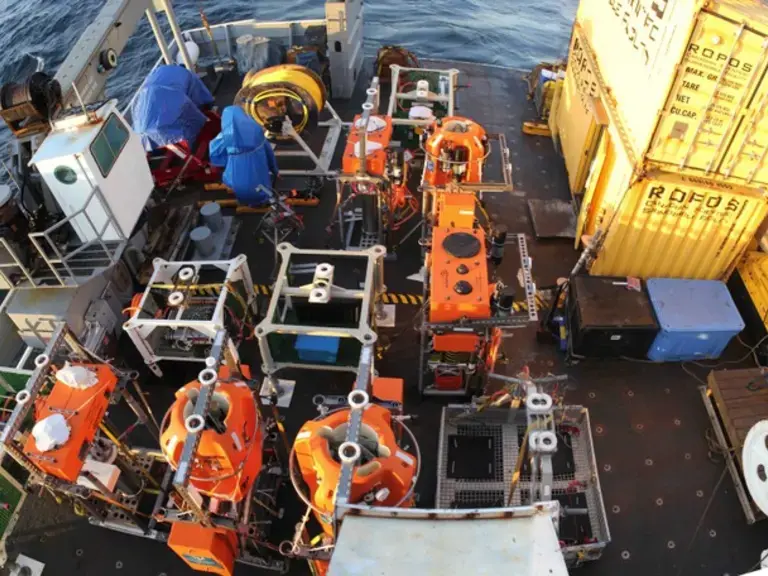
[0,0,577,142]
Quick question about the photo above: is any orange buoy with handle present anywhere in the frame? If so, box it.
[423,116,488,186]
[160,366,263,503]
[293,404,417,535]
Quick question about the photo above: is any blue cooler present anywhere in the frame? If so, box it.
[646,278,744,362]
[295,335,340,364]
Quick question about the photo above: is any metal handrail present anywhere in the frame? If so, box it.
[0,238,36,287]
[28,234,67,285]
[122,16,328,116]
[28,185,126,286]
[122,53,166,116]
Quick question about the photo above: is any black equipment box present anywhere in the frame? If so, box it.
[568,275,659,358]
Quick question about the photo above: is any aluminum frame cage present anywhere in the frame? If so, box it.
[435,404,611,566]
[255,243,386,375]
[123,255,258,376]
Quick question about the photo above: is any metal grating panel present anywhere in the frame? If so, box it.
[437,407,520,508]
[0,464,25,539]
[437,405,609,565]
[103,453,155,525]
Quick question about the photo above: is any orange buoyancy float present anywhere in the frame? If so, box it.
[423,116,488,186]
[160,367,263,502]
[293,404,417,534]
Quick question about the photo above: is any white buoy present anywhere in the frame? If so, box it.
[176,40,200,67]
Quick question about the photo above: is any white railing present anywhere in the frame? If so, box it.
[122,17,328,116]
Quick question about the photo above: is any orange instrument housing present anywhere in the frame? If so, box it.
[160,365,263,503]
[293,404,416,536]
[371,377,404,409]
[429,227,491,353]
[168,522,238,576]
[423,116,487,186]
[342,114,393,176]
[436,192,475,229]
[24,363,118,482]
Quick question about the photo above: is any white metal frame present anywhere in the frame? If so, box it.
[274,102,344,177]
[123,255,257,376]
[386,65,459,127]
[255,243,385,375]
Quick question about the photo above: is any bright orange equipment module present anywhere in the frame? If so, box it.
[436,192,476,229]
[423,116,487,186]
[23,363,118,483]
[168,522,238,576]
[342,114,393,176]
[429,227,491,352]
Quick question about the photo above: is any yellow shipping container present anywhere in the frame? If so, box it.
[555,35,608,197]
[575,0,768,186]
[578,138,768,279]
[737,251,768,325]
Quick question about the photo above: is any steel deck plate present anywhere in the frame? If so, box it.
[6,58,768,576]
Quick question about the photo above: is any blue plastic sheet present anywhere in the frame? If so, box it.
[131,65,214,151]
[209,106,278,206]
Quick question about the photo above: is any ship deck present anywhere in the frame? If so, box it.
[5,59,768,576]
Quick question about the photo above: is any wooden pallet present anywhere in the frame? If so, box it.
[703,368,768,524]
[707,368,768,460]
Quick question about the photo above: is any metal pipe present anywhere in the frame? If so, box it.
[146,8,172,65]
[85,471,148,532]
[15,346,34,370]
[159,0,194,71]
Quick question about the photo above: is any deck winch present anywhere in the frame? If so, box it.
[235,64,326,139]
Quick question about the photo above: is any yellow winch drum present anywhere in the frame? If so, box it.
[235,64,326,140]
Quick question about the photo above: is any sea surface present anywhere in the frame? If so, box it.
[0,0,577,145]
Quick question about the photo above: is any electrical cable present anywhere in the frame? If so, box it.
[737,334,762,367]
[746,549,768,574]
[681,363,708,387]
[288,443,327,517]
[377,298,429,355]
[688,333,768,368]
[18,167,34,221]
[675,464,729,576]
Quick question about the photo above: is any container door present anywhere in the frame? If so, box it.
[738,251,768,329]
[557,61,608,198]
[720,83,768,185]
[647,12,768,175]
[548,79,565,154]
[574,0,697,160]
[720,42,768,185]
[575,132,613,247]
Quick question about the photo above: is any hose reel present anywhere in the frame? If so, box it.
[235,64,326,140]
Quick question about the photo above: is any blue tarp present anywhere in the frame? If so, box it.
[209,106,278,206]
[131,65,214,151]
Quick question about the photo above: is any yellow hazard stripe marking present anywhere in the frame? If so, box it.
[170,284,549,312]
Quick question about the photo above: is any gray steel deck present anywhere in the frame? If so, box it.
[4,59,768,576]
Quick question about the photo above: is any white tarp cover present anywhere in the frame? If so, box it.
[56,362,97,390]
[31,413,70,452]
[328,512,569,576]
